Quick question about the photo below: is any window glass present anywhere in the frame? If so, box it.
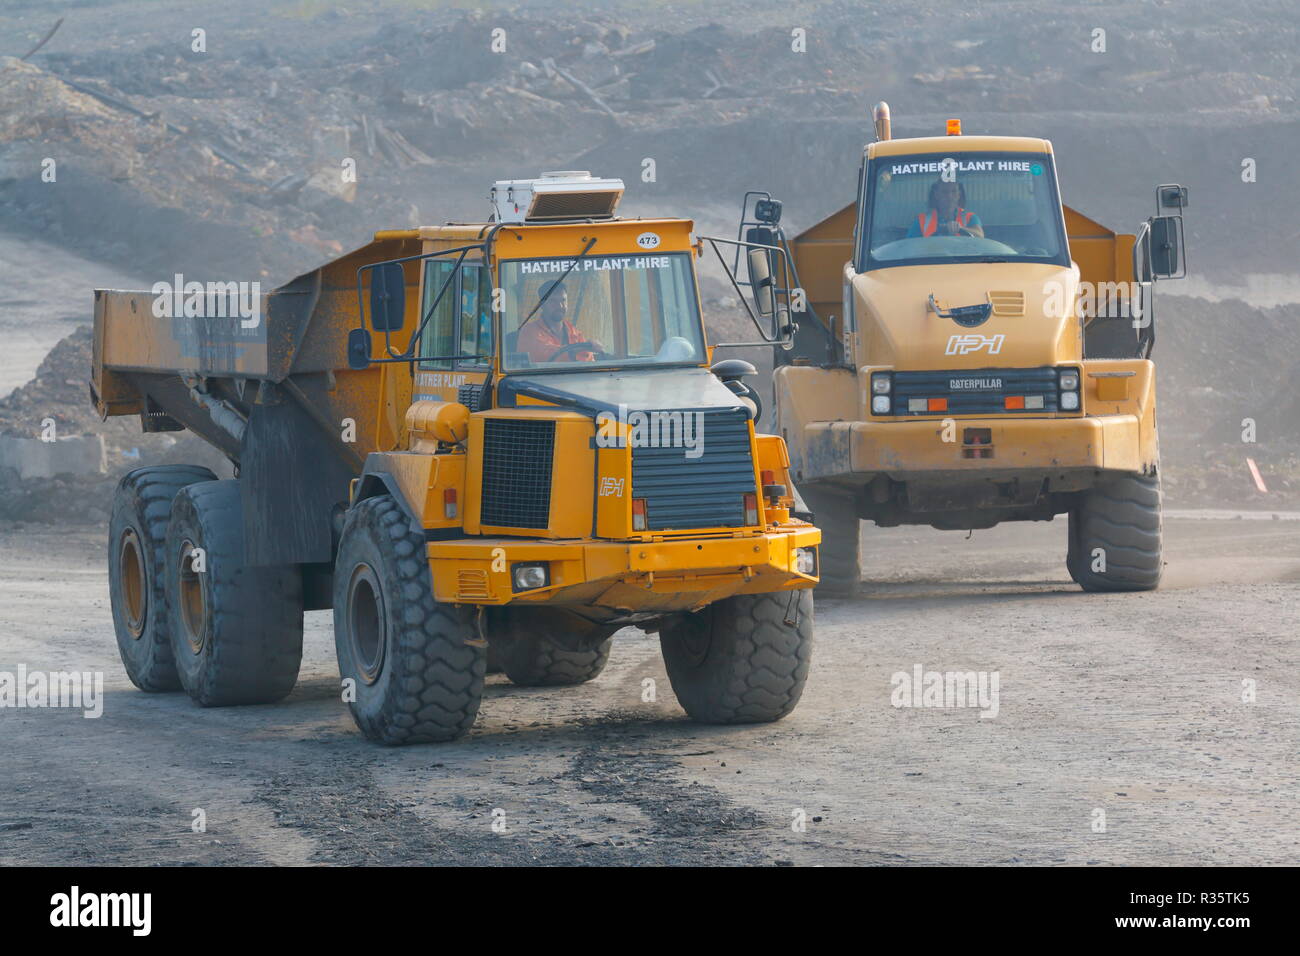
[860,152,1069,271]
[499,252,704,371]
[457,264,492,367]
[418,259,457,369]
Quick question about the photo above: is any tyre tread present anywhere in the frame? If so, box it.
[1068,472,1164,592]
[334,496,483,744]
[660,589,814,724]
[109,465,217,691]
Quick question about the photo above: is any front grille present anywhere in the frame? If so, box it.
[480,418,555,528]
[632,408,755,531]
[891,367,1061,415]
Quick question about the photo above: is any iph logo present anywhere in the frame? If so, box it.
[946,333,1005,356]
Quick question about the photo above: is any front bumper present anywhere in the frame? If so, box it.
[426,524,820,611]
[807,412,1152,476]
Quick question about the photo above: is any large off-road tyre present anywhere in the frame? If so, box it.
[108,464,217,692]
[1067,472,1163,592]
[659,589,814,724]
[164,480,303,705]
[801,488,861,596]
[490,608,613,687]
[333,495,484,744]
[501,637,612,687]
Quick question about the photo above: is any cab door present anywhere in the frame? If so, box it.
[412,258,494,409]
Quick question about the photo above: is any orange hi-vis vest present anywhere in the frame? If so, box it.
[918,208,973,236]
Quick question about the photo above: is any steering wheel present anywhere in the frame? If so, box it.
[546,341,611,362]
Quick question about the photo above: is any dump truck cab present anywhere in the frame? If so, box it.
[733,106,1187,594]
[348,179,816,609]
[93,171,819,744]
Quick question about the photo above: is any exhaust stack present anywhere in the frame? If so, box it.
[873,101,892,141]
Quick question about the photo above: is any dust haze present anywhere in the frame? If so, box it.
[1,0,1297,867]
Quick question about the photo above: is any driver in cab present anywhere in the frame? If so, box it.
[517,280,604,363]
[906,179,984,238]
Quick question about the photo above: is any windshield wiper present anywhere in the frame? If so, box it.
[517,236,598,329]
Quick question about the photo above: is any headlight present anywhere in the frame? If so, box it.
[511,562,549,592]
[795,547,817,576]
[1059,371,1080,390]
[871,372,892,395]
[871,395,891,414]
[1060,391,1080,411]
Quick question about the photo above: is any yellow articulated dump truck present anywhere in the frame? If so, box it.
[734,104,1187,595]
[91,171,820,744]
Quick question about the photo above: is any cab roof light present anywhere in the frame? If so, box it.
[946,118,962,135]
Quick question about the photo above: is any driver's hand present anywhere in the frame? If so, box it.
[942,220,961,236]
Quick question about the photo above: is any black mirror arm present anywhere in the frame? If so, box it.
[1132,221,1153,284]
[1130,221,1156,359]
[352,241,488,360]
[705,237,774,341]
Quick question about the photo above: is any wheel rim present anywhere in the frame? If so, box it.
[177,537,208,654]
[348,564,386,685]
[118,528,148,638]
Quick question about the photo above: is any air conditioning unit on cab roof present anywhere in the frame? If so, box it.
[490,171,624,224]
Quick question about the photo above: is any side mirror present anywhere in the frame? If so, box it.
[369,262,406,332]
[1148,215,1183,279]
[753,198,783,225]
[776,305,797,350]
[711,358,763,421]
[710,358,758,382]
[747,247,775,317]
[1158,184,1188,211]
[347,328,372,370]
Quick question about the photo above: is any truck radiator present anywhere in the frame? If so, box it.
[892,367,1061,415]
[631,408,756,531]
[480,418,555,529]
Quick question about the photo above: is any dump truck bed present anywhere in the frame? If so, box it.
[90,233,423,565]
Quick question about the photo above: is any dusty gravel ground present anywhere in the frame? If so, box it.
[1,514,1297,866]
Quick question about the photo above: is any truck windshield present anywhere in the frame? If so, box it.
[500,252,705,371]
[858,152,1070,271]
